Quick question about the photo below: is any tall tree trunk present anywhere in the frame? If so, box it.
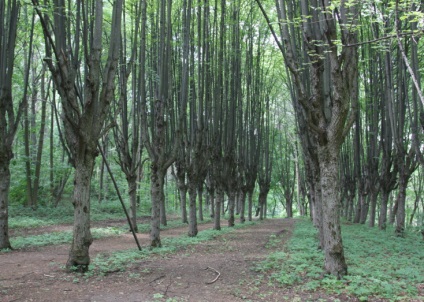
[368,190,378,227]
[319,147,347,278]
[66,154,95,270]
[227,190,236,227]
[247,189,253,221]
[395,176,407,236]
[160,191,167,226]
[150,165,165,247]
[128,175,138,232]
[179,185,188,223]
[32,72,48,208]
[239,189,246,223]
[209,189,215,218]
[0,159,12,249]
[214,188,223,230]
[188,185,198,237]
[379,190,390,230]
[198,185,204,221]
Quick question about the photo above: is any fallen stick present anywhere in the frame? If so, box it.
[204,266,221,284]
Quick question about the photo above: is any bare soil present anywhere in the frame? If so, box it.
[1,218,360,302]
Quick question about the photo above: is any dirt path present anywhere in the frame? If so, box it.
[1,219,300,302]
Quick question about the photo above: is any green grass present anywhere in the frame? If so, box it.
[256,218,424,301]
[9,226,127,249]
[8,200,150,229]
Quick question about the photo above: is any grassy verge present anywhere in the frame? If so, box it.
[255,218,424,301]
[6,218,214,250]
[8,200,151,229]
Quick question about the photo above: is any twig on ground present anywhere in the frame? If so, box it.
[149,274,166,284]
[204,266,221,284]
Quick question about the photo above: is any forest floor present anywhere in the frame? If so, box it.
[2,217,368,302]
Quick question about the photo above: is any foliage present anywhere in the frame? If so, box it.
[256,218,424,301]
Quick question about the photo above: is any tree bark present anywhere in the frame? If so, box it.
[247,189,253,221]
[198,185,204,221]
[214,188,223,230]
[128,175,138,232]
[227,190,236,227]
[188,185,198,237]
[379,190,390,230]
[150,164,165,247]
[0,159,12,250]
[319,146,347,278]
[66,154,95,270]
[239,189,246,223]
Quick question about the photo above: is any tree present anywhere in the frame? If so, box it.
[140,0,182,246]
[33,0,123,270]
[113,2,143,232]
[258,0,360,277]
[0,0,21,250]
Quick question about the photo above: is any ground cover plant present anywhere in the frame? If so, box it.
[8,200,151,229]
[256,218,424,301]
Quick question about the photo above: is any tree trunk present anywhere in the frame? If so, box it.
[209,189,215,218]
[389,198,398,226]
[188,185,198,237]
[227,190,236,227]
[128,175,138,232]
[239,189,246,223]
[319,147,347,278]
[247,189,253,221]
[66,154,95,270]
[368,190,378,227]
[379,190,389,230]
[179,186,188,223]
[395,177,407,236]
[0,159,12,250]
[285,194,293,217]
[198,186,204,221]
[359,194,369,224]
[150,164,164,247]
[214,189,223,230]
[160,190,167,226]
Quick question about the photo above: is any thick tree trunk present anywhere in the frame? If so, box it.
[66,155,95,270]
[0,158,12,250]
[188,186,198,237]
[258,191,266,220]
[359,194,369,224]
[160,190,167,226]
[128,175,138,232]
[368,190,378,227]
[209,190,215,218]
[379,190,389,230]
[179,186,188,223]
[239,190,246,223]
[150,165,164,247]
[319,147,347,278]
[198,186,204,221]
[227,190,236,227]
[285,196,293,218]
[214,189,223,230]
[389,198,398,226]
[395,178,407,237]
[247,189,253,221]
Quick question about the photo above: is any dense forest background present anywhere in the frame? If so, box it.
[1,0,423,278]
